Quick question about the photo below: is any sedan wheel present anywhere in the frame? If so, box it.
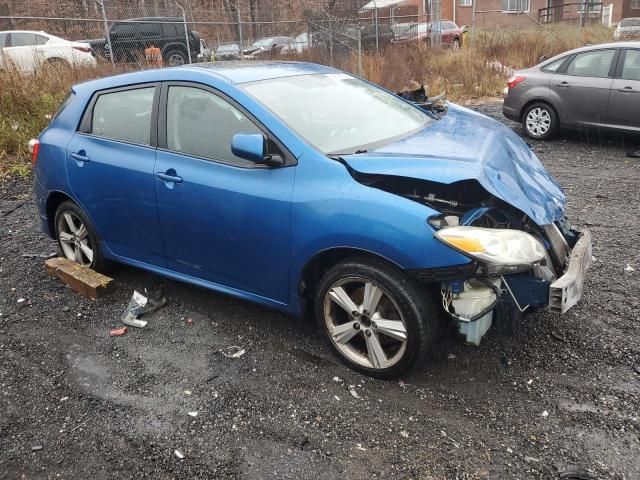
[522,103,558,140]
[324,278,408,370]
[54,200,105,271]
[57,211,93,266]
[315,257,437,378]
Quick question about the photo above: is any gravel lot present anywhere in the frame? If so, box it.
[1,101,639,480]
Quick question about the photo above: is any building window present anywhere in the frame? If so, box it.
[501,0,530,12]
[632,0,640,9]
[578,0,602,13]
[459,0,472,6]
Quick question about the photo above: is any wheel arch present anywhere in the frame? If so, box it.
[297,247,405,313]
[45,191,74,236]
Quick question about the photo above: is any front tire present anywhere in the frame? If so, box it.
[54,201,105,272]
[522,102,558,140]
[314,257,437,379]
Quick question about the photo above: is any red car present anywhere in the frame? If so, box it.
[391,20,462,50]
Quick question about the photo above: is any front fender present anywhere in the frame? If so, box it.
[289,151,471,296]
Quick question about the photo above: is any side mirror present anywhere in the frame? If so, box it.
[231,133,284,166]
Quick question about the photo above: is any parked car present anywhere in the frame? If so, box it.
[0,30,95,72]
[215,43,241,60]
[31,62,591,378]
[82,17,202,65]
[391,21,462,50]
[614,18,640,41]
[281,32,312,54]
[243,36,294,57]
[503,42,640,140]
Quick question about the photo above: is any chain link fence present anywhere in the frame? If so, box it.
[0,0,454,75]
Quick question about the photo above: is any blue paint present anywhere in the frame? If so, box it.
[33,61,568,316]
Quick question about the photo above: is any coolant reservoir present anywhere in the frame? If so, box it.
[451,279,500,346]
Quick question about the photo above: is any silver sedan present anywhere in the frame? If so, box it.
[503,42,640,140]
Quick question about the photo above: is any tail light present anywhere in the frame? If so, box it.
[28,138,40,165]
[507,75,526,90]
[73,46,92,53]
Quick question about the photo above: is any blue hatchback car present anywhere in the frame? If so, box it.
[32,61,592,378]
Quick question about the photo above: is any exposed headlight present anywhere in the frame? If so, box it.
[436,226,546,274]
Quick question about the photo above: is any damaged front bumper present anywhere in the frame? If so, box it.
[548,228,592,313]
[437,227,592,346]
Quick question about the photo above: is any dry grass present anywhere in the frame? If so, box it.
[0,25,615,176]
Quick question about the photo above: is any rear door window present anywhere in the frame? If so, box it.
[566,49,616,78]
[89,87,156,145]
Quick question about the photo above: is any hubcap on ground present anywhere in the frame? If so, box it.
[525,107,551,137]
[324,278,408,370]
[57,212,93,266]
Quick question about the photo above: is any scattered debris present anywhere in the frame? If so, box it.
[333,395,340,401]
[541,410,550,418]
[31,445,43,452]
[17,298,25,303]
[527,379,534,385]
[173,449,185,459]
[121,289,166,328]
[506,447,514,454]
[21,252,56,259]
[109,327,128,337]
[440,430,460,448]
[68,415,95,433]
[348,386,361,399]
[184,390,192,396]
[186,317,193,326]
[221,346,246,358]
[332,376,341,383]
[447,353,456,360]
[400,430,409,438]
[187,411,198,417]
[355,443,366,451]
[551,331,567,343]
[559,471,598,480]
[44,257,113,299]
[524,456,540,463]
[624,264,634,272]
[60,396,69,402]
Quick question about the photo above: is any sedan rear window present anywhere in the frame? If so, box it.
[243,74,430,155]
[90,87,155,145]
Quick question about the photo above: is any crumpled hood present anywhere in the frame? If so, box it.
[341,103,565,226]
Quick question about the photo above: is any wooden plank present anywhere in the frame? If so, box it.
[44,257,113,300]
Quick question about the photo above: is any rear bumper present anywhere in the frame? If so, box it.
[502,102,520,122]
[548,228,592,313]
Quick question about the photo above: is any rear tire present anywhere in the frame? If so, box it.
[54,201,106,272]
[164,49,188,66]
[314,257,437,379]
[522,102,558,140]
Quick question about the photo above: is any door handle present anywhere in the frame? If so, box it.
[556,82,570,88]
[70,152,90,162]
[157,171,183,183]
[617,86,636,93]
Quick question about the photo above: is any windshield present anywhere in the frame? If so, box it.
[253,38,274,47]
[243,73,430,154]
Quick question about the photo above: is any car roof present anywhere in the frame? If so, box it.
[537,41,640,66]
[74,61,340,92]
[0,30,49,35]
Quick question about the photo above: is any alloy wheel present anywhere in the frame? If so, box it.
[323,277,408,370]
[525,107,551,137]
[57,211,94,266]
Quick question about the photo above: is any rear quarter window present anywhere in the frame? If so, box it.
[52,91,75,122]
